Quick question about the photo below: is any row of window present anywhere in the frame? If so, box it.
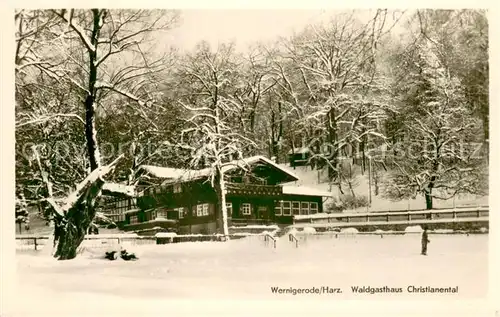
[127,201,318,224]
[274,201,318,216]
[108,214,126,222]
[143,183,183,196]
[129,203,211,224]
[102,198,137,214]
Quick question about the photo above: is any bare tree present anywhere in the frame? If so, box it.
[172,42,256,237]
[15,9,179,259]
[384,43,486,209]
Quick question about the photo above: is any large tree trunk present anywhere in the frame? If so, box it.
[48,156,122,260]
[424,189,433,210]
[425,177,436,212]
[214,166,229,238]
[84,9,102,171]
[326,107,339,180]
[54,177,105,259]
[53,9,104,259]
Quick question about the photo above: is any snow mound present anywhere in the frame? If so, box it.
[87,233,139,239]
[229,224,279,229]
[405,225,423,233]
[340,228,358,234]
[286,228,298,236]
[155,232,177,238]
[432,229,454,234]
[261,230,275,236]
[302,227,317,234]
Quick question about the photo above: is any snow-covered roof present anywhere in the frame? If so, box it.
[102,183,136,197]
[139,155,300,183]
[221,155,300,181]
[139,165,210,181]
[155,232,177,238]
[282,185,333,197]
[287,147,310,155]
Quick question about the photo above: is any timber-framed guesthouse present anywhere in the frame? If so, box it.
[100,156,332,235]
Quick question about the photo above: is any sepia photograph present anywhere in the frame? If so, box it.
[1,4,496,317]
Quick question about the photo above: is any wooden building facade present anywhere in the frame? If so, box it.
[101,156,332,235]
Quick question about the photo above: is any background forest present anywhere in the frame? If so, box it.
[15,9,488,223]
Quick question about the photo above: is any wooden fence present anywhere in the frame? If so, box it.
[15,233,273,251]
[292,206,489,229]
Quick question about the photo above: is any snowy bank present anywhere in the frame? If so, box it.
[405,225,423,233]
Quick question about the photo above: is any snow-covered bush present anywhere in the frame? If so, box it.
[405,225,423,233]
[432,229,454,234]
[326,195,369,212]
[155,232,177,238]
[341,227,359,234]
[302,227,316,234]
[286,228,298,236]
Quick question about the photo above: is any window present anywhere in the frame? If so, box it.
[156,210,168,219]
[301,202,310,215]
[130,215,139,224]
[283,201,291,216]
[175,207,185,219]
[226,202,233,216]
[173,183,182,193]
[310,202,318,214]
[194,203,209,217]
[155,186,162,194]
[292,202,300,215]
[241,203,251,215]
[274,201,282,216]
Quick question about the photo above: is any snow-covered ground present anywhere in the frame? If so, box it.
[10,233,487,316]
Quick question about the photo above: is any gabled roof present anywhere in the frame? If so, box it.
[139,165,210,181]
[139,155,300,184]
[102,183,136,197]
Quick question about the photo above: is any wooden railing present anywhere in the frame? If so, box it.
[264,233,277,248]
[288,233,299,248]
[225,182,282,197]
[293,206,489,226]
[230,218,275,226]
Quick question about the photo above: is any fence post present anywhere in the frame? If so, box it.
[34,237,37,251]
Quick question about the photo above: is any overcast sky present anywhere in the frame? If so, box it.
[164,9,349,52]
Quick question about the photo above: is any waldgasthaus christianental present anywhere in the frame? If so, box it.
[7,8,491,316]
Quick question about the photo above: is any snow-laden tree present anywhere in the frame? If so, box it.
[231,47,277,155]
[384,43,487,209]
[273,10,400,180]
[171,42,256,237]
[414,9,489,153]
[15,9,179,259]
